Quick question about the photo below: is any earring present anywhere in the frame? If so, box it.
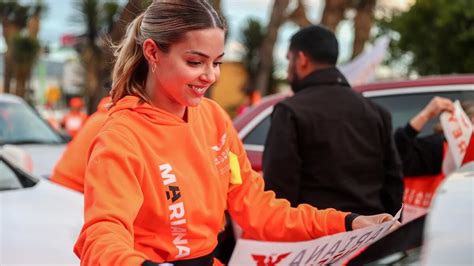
[151,62,157,73]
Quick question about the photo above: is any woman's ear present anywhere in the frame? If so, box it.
[143,38,159,64]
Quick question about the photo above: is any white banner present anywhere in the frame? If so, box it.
[229,210,401,266]
[441,100,473,172]
[339,36,390,86]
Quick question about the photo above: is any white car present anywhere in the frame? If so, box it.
[0,146,82,265]
[421,162,474,265]
[0,94,67,178]
[346,162,474,265]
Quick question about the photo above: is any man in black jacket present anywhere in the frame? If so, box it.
[263,25,403,216]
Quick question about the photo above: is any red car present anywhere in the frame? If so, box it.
[233,74,474,171]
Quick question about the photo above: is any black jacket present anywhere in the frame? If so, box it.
[263,67,403,216]
[394,123,444,176]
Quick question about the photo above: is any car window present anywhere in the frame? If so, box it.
[368,91,474,136]
[0,160,22,190]
[0,102,63,145]
[243,116,271,146]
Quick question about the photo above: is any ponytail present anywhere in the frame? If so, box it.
[110,13,150,106]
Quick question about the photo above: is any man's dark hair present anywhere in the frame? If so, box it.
[289,25,339,65]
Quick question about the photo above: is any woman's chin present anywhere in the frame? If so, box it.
[187,97,203,107]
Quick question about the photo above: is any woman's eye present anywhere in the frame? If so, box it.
[213,62,223,67]
[187,61,201,66]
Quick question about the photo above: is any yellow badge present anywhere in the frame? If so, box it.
[229,151,242,185]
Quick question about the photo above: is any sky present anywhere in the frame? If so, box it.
[31,0,414,48]
[35,0,327,47]
[1,0,357,74]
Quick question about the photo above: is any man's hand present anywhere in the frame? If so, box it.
[352,213,400,231]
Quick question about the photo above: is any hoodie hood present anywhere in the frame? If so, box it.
[96,96,112,113]
[108,96,188,126]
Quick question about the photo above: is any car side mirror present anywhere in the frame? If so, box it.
[0,145,38,188]
[2,145,33,173]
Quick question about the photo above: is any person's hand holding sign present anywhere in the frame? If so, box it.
[410,96,454,132]
[353,213,401,231]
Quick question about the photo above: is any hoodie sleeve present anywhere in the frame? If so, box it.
[394,123,444,176]
[225,118,349,241]
[74,128,148,266]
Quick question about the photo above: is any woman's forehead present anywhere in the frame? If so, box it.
[172,28,225,55]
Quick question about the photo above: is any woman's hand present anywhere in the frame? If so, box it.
[352,213,401,231]
[410,96,454,131]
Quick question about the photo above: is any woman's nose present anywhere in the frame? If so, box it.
[200,67,217,84]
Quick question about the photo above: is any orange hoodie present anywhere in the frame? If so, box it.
[74,96,349,265]
[50,97,111,192]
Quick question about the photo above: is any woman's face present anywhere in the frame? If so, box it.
[150,28,225,118]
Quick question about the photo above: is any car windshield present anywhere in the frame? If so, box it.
[0,102,63,145]
[369,90,474,137]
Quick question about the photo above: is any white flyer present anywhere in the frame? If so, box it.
[440,100,473,172]
[229,209,401,266]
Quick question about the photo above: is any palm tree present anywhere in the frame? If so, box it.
[241,18,265,92]
[254,0,290,95]
[0,1,28,94]
[13,3,43,99]
[11,34,40,99]
[1,1,44,98]
[75,0,103,113]
[75,0,151,113]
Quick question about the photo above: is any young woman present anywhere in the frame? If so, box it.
[74,1,396,265]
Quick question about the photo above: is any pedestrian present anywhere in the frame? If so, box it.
[49,96,110,192]
[74,3,397,266]
[395,96,454,177]
[394,97,474,217]
[263,25,403,216]
[61,97,88,138]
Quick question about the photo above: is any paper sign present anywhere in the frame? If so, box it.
[229,209,401,266]
[440,100,473,170]
[401,204,428,223]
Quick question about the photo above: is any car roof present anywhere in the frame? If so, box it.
[0,94,25,104]
[353,74,474,93]
[233,93,289,132]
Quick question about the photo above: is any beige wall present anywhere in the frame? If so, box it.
[211,61,248,117]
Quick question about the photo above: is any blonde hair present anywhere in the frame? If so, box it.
[110,0,226,105]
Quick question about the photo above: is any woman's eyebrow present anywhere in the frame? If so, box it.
[185,50,225,59]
